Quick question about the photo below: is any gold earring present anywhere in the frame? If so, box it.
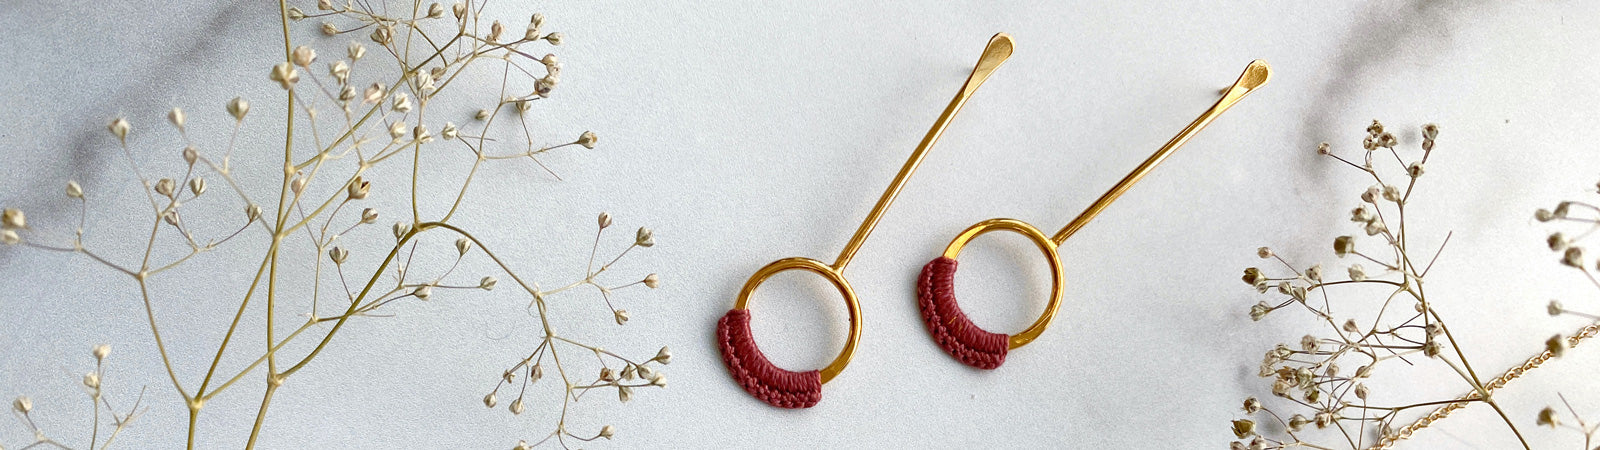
[716,33,1015,408]
[917,60,1272,369]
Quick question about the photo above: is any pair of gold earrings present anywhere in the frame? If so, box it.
[716,33,1271,408]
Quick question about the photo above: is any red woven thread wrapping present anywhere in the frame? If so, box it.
[716,309,823,408]
[917,256,1009,370]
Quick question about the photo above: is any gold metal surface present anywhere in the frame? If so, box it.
[732,33,1015,385]
[938,60,1271,350]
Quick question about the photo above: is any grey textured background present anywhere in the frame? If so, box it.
[3,1,1600,448]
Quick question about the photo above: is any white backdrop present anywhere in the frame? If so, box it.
[3,1,1600,448]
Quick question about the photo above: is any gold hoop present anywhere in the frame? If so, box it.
[939,218,1065,349]
[733,257,863,384]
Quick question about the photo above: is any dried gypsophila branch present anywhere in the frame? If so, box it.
[1229,121,1541,450]
[2,1,661,448]
[7,345,148,450]
[1524,180,1600,449]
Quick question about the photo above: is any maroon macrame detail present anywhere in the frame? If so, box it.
[917,256,1009,370]
[716,308,823,408]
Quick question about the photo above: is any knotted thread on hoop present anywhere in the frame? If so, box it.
[917,256,1009,369]
[716,309,823,408]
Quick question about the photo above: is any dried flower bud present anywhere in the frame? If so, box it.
[228,97,250,121]
[1231,419,1255,439]
[1350,206,1373,223]
[455,238,471,255]
[530,13,545,29]
[1381,184,1401,202]
[370,25,392,45]
[287,6,306,20]
[1539,406,1560,428]
[66,180,84,199]
[1425,322,1443,337]
[355,208,377,225]
[347,176,370,199]
[489,21,505,43]
[413,125,431,143]
[154,178,176,197]
[1422,138,1434,152]
[1550,233,1568,252]
[1,209,24,230]
[270,62,300,90]
[600,367,617,382]
[514,440,530,450]
[475,109,490,121]
[329,247,349,264]
[83,372,100,389]
[12,396,31,414]
[1379,132,1397,148]
[482,393,497,408]
[392,92,413,112]
[598,425,614,440]
[1314,411,1333,429]
[635,364,653,380]
[541,53,559,67]
[1249,302,1270,321]
[290,176,308,195]
[329,60,350,84]
[427,2,444,18]
[1423,340,1442,357]
[413,285,432,300]
[621,365,636,381]
[1255,247,1271,259]
[648,371,666,387]
[635,227,654,247]
[479,276,497,290]
[531,364,543,383]
[348,42,366,61]
[1342,319,1360,333]
[188,178,207,196]
[643,273,660,289]
[509,398,524,415]
[388,121,406,140]
[653,346,671,364]
[1287,414,1309,432]
[1407,162,1425,178]
[1304,264,1322,283]
[618,386,634,402]
[93,344,110,360]
[246,203,263,222]
[1563,246,1585,268]
[1242,397,1261,414]
[163,210,180,226]
[182,146,199,165]
[1360,185,1380,203]
[1299,335,1317,352]
[364,83,385,104]
[1536,208,1555,222]
[1549,299,1564,316]
[598,212,612,229]
[1354,383,1369,400]
[1421,123,1439,140]
[1364,220,1385,236]
[393,222,411,240]
[452,2,466,19]
[320,21,338,35]
[4,229,20,246]
[577,131,597,149]
[108,118,131,143]
[544,32,564,45]
[1547,334,1567,357]
[292,46,317,68]
[165,107,187,130]
[1315,142,1330,155]
[1333,236,1354,257]
[614,309,629,325]
[441,122,458,140]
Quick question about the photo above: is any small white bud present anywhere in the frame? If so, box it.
[475,109,490,121]
[154,178,176,197]
[361,208,378,224]
[364,83,386,104]
[392,92,413,113]
[441,122,458,140]
[648,371,666,387]
[66,180,83,199]
[577,131,597,149]
[183,146,199,165]
[370,26,392,45]
[483,392,497,408]
[544,32,564,45]
[413,125,431,143]
[227,97,250,121]
[388,121,406,140]
[92,344,110,360]
[83,372,100,389]
[347,176,370,200]
[413,285,432,300]
[509,398,524,415]
[329,247,349,264]
[1563,247,1585,268]
[653,346,671,364]
[427,2,444,18]
[1540,406,1561,428]
[167,107,186,129]
[292,46,317,68]
[269,62,300,90]
[329,60,350,84]
[452,2,466,19]
[108,118,131,143]
[600,367,617,382]
[613,309,629,325]
[1333,236,1354,257]
[1549,299,1564,316]
[635,227,654,247]
[392,222,411,240]
[1347,264,1367,281]
[287,6,306,20]
[598,212,612,229]
[455,238,471,255]
[643,273,659,289]
[489,21,505,43]
[598,425,614,439]
[188,178,207,196]
[618,386,633,402]
[290,176,308,195]
[479,276,497,290]
[12,396,31,414]
[245,203,263,222]
[1256,247,1271,259]
[339,85,356,101]
[321,21,338,35]
[348,42,366,61]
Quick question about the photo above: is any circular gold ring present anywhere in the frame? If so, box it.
[940,218,1066,349]
[733,257,862,384]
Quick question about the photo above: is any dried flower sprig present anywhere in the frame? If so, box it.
[3,1,661,448]
[1230,121,1542,450]
[7,345,147,450]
